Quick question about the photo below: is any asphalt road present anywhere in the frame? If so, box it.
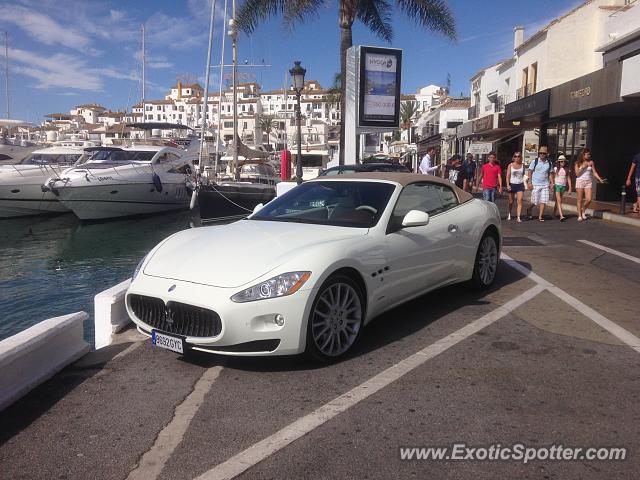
[1,200,639,480]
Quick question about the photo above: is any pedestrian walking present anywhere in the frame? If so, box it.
[574,148,606,221]
[552,155,572,221]
[444,154,468,190]
[506,151,525,222]
[477,151,502,202]
[526,146,554,222]
[419,147,438,175]
[625,151,640,213]
[462,153,477,192]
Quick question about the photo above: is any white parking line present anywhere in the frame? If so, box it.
[127,366,223,480]
[194,285,545,480]
[577,239,640,265]
[502,253,640,354]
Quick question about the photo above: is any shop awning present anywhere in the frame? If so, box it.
[504,89,550,122]
[475,128,522,144]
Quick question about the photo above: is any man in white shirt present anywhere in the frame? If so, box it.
[419,147,438,175]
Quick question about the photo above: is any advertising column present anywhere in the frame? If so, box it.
[344,46,402,164]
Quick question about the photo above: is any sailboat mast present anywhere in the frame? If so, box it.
[141,24,145,136]
[4,31,9,119]
[214,0,229,179]
[231,0,239,180]
[198,0,217,174]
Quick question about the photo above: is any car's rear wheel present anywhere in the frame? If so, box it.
[471,233,498,289]
[306,274,364,362]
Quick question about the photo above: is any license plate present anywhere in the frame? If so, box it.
[151,330,185,354]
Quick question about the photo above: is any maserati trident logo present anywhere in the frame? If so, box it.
[168,284,176,292]
[165,305,175,326]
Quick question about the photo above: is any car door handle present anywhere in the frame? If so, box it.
[448,224,459,233]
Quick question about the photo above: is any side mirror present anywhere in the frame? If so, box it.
[252,203,264,215]
[401,210,430,228]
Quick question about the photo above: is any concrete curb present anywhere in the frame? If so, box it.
[94,278,132,350]
[0,312,90,412]
[546,200,640,228]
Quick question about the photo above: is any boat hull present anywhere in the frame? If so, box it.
[197,183,276,221]
[0,165,71,218]
[0,184,69,217]
[54,182,191,220]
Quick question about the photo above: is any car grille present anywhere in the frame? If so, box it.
[129,294,222,338]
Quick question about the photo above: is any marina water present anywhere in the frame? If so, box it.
[0,210,201,345]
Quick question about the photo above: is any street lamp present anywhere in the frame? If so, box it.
[289,60,306,184]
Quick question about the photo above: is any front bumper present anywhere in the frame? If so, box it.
[126,274,316,356]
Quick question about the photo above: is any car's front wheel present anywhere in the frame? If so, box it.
[306,274,364,362]
[471,232,499,289]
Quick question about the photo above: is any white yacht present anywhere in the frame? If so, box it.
[45,145,195,220]
[0,146,89,218]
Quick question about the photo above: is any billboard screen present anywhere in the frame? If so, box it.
[358,46,402,128]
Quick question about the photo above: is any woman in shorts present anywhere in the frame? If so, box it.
[506,151,525,222]
[574,148,605,221]
[552,155,572,221]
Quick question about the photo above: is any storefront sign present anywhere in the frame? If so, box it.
[504,89,550,121]
[497,114,538,130]
[523,129,539,166]
[468,142,493,155]
[550,62,622,118]
[358,46,402,128]
[472,115,493,133]
[569,87,591,99]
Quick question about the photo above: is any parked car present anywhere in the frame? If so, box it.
[126,173,501,362]
[319,162,410,176]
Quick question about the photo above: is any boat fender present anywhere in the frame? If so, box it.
[190,189,198,210]
[152,172,163,192]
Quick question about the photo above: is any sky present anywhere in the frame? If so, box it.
[0,0,584,123]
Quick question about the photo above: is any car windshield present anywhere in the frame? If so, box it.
[250,180,396,228]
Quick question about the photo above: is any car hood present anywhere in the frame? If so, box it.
[143,220,369,288]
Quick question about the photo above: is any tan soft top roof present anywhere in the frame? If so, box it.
[311,172,474,203]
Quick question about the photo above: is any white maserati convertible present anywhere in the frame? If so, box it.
[126,173,501,361]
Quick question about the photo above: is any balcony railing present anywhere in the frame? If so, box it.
[516,83,535,100]
[497,95,509,112]
[468,105,479,119]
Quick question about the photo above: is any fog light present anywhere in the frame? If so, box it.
[274,314,285,326]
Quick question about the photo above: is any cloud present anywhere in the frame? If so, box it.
[0,5,95,53]
[3,47,135,91]
[145,12,209,51]
[134,52,174,70]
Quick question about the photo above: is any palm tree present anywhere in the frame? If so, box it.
[324,72,341,119]
[259,114,276,148]
[400,100,420,144]
[237,0,456,164]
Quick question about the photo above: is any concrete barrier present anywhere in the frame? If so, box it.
[0,311,90,412]
[94,278,132,350]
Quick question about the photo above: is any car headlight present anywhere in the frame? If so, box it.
[231,271,311,303]
[132,254,148,281]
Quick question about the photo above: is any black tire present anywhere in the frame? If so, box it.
[470,232,499,290]
[305,274,364,363]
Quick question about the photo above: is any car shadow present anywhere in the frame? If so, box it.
[182,259,532,372]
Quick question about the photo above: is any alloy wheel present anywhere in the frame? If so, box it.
[478,236,498,286]
[310,281,362,358]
